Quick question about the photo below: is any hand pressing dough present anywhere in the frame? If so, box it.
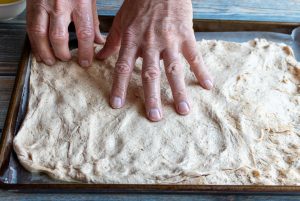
[14,39,300,185]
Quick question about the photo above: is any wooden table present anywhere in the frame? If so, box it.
[0,0,300,200]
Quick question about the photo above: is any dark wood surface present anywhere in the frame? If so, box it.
[1,0,300,200]
[0,24,26,134]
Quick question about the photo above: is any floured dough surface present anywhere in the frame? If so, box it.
[14,39,300,185]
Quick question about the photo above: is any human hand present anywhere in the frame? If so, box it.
[97,0,213,122]
[27,0,105,67]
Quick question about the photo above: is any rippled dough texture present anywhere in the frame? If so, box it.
[14,39,300,185]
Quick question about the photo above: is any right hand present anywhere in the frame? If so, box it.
[26,0,105,67]
[96,0,213,121]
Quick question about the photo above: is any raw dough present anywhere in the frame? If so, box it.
[14,39,300,185]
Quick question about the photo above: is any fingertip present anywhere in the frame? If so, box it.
[110,96,123,109]
[79,60,91,68]
[96,28,120,60]
[202,79,214,90]
[44,58,56,66]
[96,46,116,60]
[148,108,162,122]
[56,52,72,62]
[62,54,72,62]
[78,49,93,67]
[176,101,190,115]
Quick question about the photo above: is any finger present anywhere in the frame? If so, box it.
[29,35,41,62]
[162,48,190,115]
[92,0,105,44]
[182,39,213,90]
[96,14,121,60]
[110,40,138,109]
[27,6,55,65]
[72,1,95,67]
[49,14,71,61]
[142,49,162,122]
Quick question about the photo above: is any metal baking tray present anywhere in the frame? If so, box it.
[0,20,300,193]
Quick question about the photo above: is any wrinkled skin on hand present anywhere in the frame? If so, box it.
[97,0,213,122]
[27,0,105,67]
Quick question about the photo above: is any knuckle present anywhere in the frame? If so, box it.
[115,61,131,75]
[143,29,155,45]
[31,1,48,12]
[187,51,200,66]
[145,97,158,105]
[105,36,116,47]
[124,26,136,37]
[142,67,160,82]
[123,27,136,39]
[77,27,94,41]
[179,25,193,37]
[53,1,66,14]
[153,19,176,40]
[76,0,90,6]
[122,28,138,48]
[165,61,182,76]
[159,23,173,36]
[112,85,126,97]
[142,48,157,58]
[27,25,47,37]
[173,90,186,100]
[106,33,120,47]
[50,30,68,41]
[27,2,48,18]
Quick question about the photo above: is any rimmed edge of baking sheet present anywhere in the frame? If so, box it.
[0,29,299,192]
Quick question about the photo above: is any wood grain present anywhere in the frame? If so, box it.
[0,25,26,133]
[97,0,300,23]
[0,24,26,76]
[0,191,299,201]
[0,76,15,134]
[7,1,300,23]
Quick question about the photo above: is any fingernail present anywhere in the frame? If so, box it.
[148,108,161,121]
[111,96,122,109]
[44,59,55,66]
[80,60,90,67]
[204,79,213,90]
[178,101,190,115]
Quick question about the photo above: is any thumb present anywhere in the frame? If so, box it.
[96,20,121,60]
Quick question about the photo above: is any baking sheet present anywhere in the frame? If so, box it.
[1,29,300,185]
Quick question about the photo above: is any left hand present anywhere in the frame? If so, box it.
[26,0,105,67]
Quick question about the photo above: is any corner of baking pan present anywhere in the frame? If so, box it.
[291,26,300,43]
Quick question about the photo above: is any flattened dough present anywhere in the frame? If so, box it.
[14,39,300,184]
